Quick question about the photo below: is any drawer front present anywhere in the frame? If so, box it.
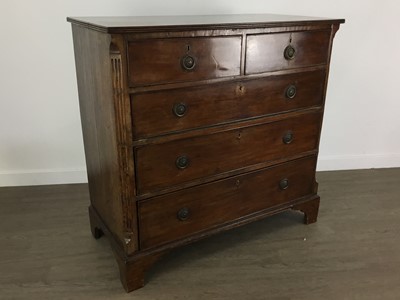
[246,30,331,74]
[132,70,326,139]
[135,111,322,194]
[139,155,317,249]
[128,37,241,86]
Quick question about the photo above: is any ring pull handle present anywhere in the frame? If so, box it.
[173,103,187,117]
[176,155,189,169]
[279,178,289,190]
[181,55,196,71]
[177,207,190,221]
[285,85,297,99]
[282,131,294,144]
[284,45,296,60]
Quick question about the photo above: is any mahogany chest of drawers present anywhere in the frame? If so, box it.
[68,14,344,292]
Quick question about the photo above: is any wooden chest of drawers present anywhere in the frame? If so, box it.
[68,14,344,292]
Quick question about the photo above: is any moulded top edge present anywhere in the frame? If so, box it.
[67,14,345,34]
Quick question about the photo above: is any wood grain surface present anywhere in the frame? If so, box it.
[246,30,331,74]
[128,36,241,86]
[131,69,326,139]
[135,111,322,194]
[139,156,317,249]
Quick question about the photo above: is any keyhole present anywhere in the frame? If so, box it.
[236,84,245,95]
[235,179,241,187]
[186,45,191,52]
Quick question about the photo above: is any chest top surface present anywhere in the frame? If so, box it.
[67,14,345,33]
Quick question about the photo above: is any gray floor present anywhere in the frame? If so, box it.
[1,168,400,300]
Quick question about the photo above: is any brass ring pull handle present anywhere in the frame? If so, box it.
[282,131,294,144]
[173,103,187,117]
[181,55,196,70]
[279,178,289,190]
[284,45,296,60]
[177,207,190,221]
[176,155,189,169]
[285,85,297,99]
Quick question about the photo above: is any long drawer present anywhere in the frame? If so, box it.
[128,36,242,86]
[135,111,322,194]
[246,30,331,74]
[139,155,317,249]
[131,70,326,139]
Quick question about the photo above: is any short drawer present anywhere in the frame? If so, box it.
[246,30,331,74]
[135,111,322,194]
[128,37,241,86]
[132,70,326,139]
[139,155,317,249]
